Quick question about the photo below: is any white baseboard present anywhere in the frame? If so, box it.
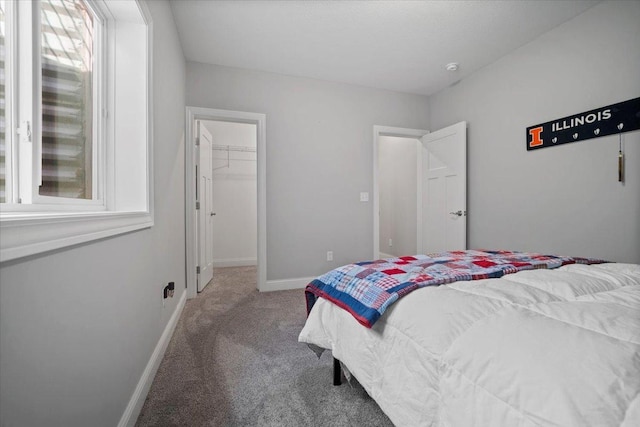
[117,290,187,427]
[263,276,316,292]
[212,257,257,268]
[379,252,394,259]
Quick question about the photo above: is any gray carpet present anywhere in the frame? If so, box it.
[136,266,393,426]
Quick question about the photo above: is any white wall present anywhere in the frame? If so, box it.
[429,0,640,263]
[378,136,418,257]
[203,121,257,267]
[0,2,186,426]
[186,63,431,280]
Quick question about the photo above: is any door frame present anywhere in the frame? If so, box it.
[373,125,428,259]
[186,107,267,298]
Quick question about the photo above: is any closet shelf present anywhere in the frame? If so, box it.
[212,144,256,171]
[212,144,256,153]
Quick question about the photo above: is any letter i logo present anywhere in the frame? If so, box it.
[528,126,544,148]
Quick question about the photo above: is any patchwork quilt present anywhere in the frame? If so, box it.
[304,249,606,328]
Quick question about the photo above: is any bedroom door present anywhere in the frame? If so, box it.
[197,121,214,291]
[420,121,467,253]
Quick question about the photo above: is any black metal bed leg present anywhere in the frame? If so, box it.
[333,357,342,386]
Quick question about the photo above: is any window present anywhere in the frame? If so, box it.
[2,0,101,207]
[0,0,152,262]
[40,0,96,201]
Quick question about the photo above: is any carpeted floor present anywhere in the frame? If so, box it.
[135,266,393,426]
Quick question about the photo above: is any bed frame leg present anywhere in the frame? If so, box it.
[333,357,342,386]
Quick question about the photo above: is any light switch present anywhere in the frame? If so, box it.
[360,192,369,202]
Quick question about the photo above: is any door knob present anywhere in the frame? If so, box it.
[449,210,465,217]
[210,212,216,217]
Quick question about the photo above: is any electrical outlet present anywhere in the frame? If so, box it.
[360,192,369,202]
[388,238,393,247]
[163,282,175,304]
[327,251,333,261]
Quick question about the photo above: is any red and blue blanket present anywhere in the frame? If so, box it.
[305,250,606,328]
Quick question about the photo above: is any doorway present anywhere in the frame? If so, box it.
[373,123,467,259]
[186,107,266,299]
[204,120,257,269]
[378,135,421,258]
[373,126,427,259]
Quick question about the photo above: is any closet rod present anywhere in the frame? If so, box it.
[212,144,256,153]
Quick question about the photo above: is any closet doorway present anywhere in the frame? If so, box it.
[373,126,427,260]
[373,123,467,259]
[377,135,421,259]
[185,107,266,298]
[203,120,257,269]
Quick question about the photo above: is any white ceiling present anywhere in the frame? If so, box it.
[170,0,600,96]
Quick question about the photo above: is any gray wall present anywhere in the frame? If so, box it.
[429,0,640,263]
[0,1,186,426]
[186,63,431,280]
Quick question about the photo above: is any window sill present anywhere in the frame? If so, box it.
[0,210,153,263]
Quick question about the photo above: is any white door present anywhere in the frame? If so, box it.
[197,121,214,291]
[421,121,467,253]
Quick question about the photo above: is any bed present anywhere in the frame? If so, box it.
[298,250,640,426]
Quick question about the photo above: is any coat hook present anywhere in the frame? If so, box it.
[618,132,624,183]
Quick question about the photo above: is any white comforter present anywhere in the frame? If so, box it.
[298,263,640,426]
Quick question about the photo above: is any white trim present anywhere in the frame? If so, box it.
[0,211,153,262]
[415,138,423,254]
[142,0,155,229]
[16,0,34,204]
[379,252,394,259]
[373,126,428,259]
[4,0,17,204]
[263,276,316,292]
[212,257,257,268]
[0,201,107,212]
[117,291,187,427]
[185,107,267,298]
